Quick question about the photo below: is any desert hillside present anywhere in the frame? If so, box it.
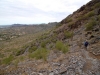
[0,0,100,75]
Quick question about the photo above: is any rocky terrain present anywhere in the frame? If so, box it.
[0,0,100,75]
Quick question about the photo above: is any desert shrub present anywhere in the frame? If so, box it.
[2,55,14,64]
[64,31,73,38]
[85,19,96,31]
[29,46,37,53]
[92,2,100,9]
[15,49,25,56]
[68,22,74,27]
[66,18,72,23]
[15,45,28,56]
[55,41,63,50]
[84,11,95,19]
[28,48,49,61]
[55,41,69,53]
[41,41,47,48]
[61,44,69,53]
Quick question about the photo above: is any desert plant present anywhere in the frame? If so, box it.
[15,49,25,56]
[68,22,74,27]
[62,44,69,53]
[92,2,100,9]
[41,41,47,48]
[28,48,49,61]
[55,41,63,50]
[64,31,73,38]
[85,19,96,31]
[66,18,72,23]
[2,55,14,64]
[84,11,95,19]
[29,46,37,53]
[55,41,69,53]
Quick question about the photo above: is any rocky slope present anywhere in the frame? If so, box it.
[0,0,100,75]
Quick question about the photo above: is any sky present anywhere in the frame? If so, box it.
[0,0,91,25]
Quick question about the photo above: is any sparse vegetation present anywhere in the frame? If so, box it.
[62,44,69,53]
[64,31,73,38]
[85,19,96,31]
[55,41,69,53]
[68,22,75,28]
[84,11,95,19]
[2,55,14,65]
[56,41,63,50]
[66,18,72,23]
[41,41,48,48]
[29,46,37,53]
[92,2,100,9]
[15,49,25,56]
[28,48,49,61]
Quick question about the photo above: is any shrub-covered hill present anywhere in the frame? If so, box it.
[0,0,100,75]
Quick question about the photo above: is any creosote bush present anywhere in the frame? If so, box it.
[41,40,48,48]
[85,19,96,31]
[84,11,95,19]
[28,48,49,61]
[55,41,69,53]
[62,44,69,53]
[64,31,73,38]
[55,41,63,50]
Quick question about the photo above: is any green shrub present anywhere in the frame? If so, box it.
[28,48,49,61]
[41,41,47,48]
[64,31,73,38]
[62,44,69,53]
[29,46,37,53]
[15,45,29,56]
[2,55,14,64]
[84,11,95,19]
[55,41,63,50]
[92,2,100,9]
[66,18,72,23]
[85,19,96,31]
[16,50,23,56]
[55,41,69,53]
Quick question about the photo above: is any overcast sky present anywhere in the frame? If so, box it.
[0,0,91,25]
